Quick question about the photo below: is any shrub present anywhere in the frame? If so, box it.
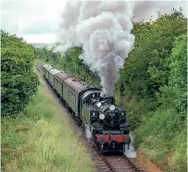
[1,31,39,116]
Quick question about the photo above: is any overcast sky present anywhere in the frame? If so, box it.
[1,0,187,44]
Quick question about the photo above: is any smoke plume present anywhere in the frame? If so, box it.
[57,1,135,96]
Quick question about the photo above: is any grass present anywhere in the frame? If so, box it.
[1,68,94,172]
[134,108,187,172]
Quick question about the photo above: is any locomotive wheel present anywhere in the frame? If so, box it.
[121,144,125,154]
[100,145,104,154]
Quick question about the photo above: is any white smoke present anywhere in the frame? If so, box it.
[56,1,135,96]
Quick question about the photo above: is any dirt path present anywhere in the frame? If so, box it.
[136,151,163,172]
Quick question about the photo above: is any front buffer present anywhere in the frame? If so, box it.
[96,132,131,154]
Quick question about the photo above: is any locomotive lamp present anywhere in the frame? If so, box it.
[109,105,115,111]
[92,112,96,117]
[97,102,102,107]
[99,114,105,120]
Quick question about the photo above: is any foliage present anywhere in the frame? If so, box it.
[124,11,187,172]
[118,10,187,128]
[34,47,61,65]
[120,10,187,99]
[157,34,187,116]
[1,30,39,116]
[59,47,100,86]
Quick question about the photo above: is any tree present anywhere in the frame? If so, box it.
[119,10,187,99]
[158,34,187,116]
[1,31,39,116]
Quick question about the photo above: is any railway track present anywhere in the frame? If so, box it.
[35,64,147,172]
[88,138,146,172]
[103,155,145,172]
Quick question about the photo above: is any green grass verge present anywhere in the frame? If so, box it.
[2,70,94,172]
[133,108,186,172]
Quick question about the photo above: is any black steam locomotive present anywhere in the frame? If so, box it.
[41,64,131,154]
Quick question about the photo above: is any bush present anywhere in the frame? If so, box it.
[1,31,39,116]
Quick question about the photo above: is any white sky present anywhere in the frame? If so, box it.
[1,0,187,44]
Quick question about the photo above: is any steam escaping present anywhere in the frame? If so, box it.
[57,1,135,96]
[124,133,137,158]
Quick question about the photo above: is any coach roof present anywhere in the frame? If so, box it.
[49,68,61,75]
[54,72,71,83]
[64,77,89,94]
[44,64,53,71]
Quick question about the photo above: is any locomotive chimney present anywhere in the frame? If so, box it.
[100,90,115,104]
[103,97,115,104]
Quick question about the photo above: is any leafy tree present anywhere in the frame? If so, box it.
[59,47,100,85]
[1,30,39,116]
[34,47,61,65]
[120,10,187,99]
[157,34,187,116]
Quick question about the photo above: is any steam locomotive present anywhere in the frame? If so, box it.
[41,64,131,154]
